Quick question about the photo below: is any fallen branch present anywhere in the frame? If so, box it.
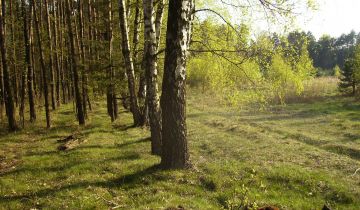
[352,168,360,177]
[57,133,86,151]
[57,134,76,143]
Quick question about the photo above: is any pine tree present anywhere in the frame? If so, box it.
[339,59,357,95]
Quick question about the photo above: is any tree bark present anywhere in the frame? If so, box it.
[32,0,51,128]
[21,0,36,123]
[44,0,56,110]
[51,0,61,107]
[9,0,18,107]
[59,0,67,104]
[107,0,118,122]
[118,0,142,126]
[155,0,165,51]
[0,0,17,131]
[65,0,85,125]
[132,0,145,100]
[0,34,3,120]
[143,0,162,155]
[77,0,89,117]
[160,0,194,169]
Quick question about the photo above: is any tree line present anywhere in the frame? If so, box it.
[286,30,360,75]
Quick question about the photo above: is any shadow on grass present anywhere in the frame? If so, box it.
[0,164,161,202]
[1,152,143,177]
[116,137,150,149]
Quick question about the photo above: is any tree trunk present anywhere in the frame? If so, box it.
[155,0,165,51]
[118,0,142,126]
[21,0,36,123]
[107,0,118,122]
[44,0,56,110]
[0,36,3,120]
[132,0,145,100]
[32,0,51,128]
[9,0,18,107]
[160,0,194,169]
[77,0,88,118]
[143,0,162,155]
[0,0,17,131]
[59,0,67,104]
[30,12,38,98]
[51,0,61,107]
[65,0,85,125]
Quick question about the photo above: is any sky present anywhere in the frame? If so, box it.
[297,0,360,39]
[199,0,360,40]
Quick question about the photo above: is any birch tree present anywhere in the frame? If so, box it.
[118,0,142,126]
[160,0,194,168]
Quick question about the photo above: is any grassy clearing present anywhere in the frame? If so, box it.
[0,91,359,209]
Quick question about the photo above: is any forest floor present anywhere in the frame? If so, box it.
[0,91,359,209]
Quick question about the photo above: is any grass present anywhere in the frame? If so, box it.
[0,90,359,209]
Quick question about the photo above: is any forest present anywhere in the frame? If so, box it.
[0,0,359,209]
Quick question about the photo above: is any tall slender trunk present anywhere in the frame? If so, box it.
[160,0,194,169]
[0,0,17,131]
[0,51,3,121]
[155,0,165,51]
[107,0,118,122]
[30,12,37,98]
[21,0,36,122]
[118,0,142,126]
[65,0,85,125]
[77,0,88,117]
[0,36,3,120]
[59,0,66,104]
[9,0,18,107]
[52,0,61,107]
[44,0,56,110]
[86,0,93,111]
[143,0,162,155]
[32,0,51,128]
[132,0,145,99]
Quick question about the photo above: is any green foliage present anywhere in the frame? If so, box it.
[333,65,341,77]
[188,20,315,106]
[339,45,360,95]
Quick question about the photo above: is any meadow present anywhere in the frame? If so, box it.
[0,78,359,209]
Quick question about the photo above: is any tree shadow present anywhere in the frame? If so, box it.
[115,137,150,149]
[112,124,136,131]
[0,164,161,202]
[1,151,144,177]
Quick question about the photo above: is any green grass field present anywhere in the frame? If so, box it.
[0,91,359,209]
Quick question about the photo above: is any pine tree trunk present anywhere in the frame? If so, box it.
[118,0,142,126]
[21,0,36,123]
[51,0,61,107]
[20,0,32,124]
[0,38,3,120]
[77,0,88,117]
[30,13,37,98]
[9,0,18,107]
[65,0,85,125]
[59,0,67,104]
[143,0,162,155]
[0,0,17,131]
[32,0,51,128]
[107,0,118,122]
[44,0,56,110]
[160,0,194,169]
